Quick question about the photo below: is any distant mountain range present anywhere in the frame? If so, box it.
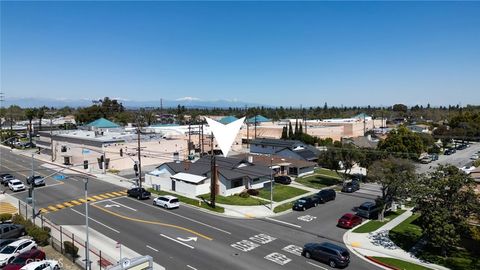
[1,97,267,109]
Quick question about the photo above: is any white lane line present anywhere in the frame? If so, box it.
[146,245,159,252]
[160,234,194,249]
[70,208,120,233]
[124,197,232,235]
[306,261,328,270]
[265,217,302,228]
[108,199,137,211]
[186,265,198,270]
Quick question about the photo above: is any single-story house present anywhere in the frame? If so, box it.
[343,135,379,149]
[232,154,316,177]
[249,138,321,162]
[407,124,430,134]
[146,156,272,197]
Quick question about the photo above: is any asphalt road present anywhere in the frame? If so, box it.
[1,147,383,270]
[416,142,480,174]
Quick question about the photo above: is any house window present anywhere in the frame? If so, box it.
[231,179,243,188]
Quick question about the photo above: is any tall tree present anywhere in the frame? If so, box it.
[24,108,37,144]
[294,119,299,135]
[281,126,287,139]
[288,122,294,138]
[298,122,303,135]
[37,106,46,132]
[368,157,415,220]
[413,165,480,255]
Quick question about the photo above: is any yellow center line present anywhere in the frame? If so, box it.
[92,195,104,200]
[92,204,213,241]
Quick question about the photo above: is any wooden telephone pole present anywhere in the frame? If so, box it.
[210,134,217,208]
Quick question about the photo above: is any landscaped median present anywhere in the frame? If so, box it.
[352,209,406,233]
[273,202,294,213]
[368,256,431,270]
[148,188,225,213]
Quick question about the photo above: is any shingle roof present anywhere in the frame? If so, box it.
[86,118,120,128]
[219,116,239,124]
[250,138,302,148]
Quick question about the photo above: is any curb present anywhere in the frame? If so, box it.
[342,230,392,270]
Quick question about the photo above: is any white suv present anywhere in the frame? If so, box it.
[0,239,37,267]
[20,260,59,270]
[153,195,180,209]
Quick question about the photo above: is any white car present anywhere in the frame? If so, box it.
[471,154,479,160]
[153,195,180,209]
[460,166,476,174]
[0,239,37,267]
[8,179,26,192]
[20,260,60,270]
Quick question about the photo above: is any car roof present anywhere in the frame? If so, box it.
[21,260,56,269]
[361,201,375,207]
[159,195,177,200]
[320,242,347,252]
[8,239,32,246]
[341,213,355,218]
[17,249,42,257]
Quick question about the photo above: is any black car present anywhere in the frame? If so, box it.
[26,175,45,187]
[456,144,468,150]
[127,187,151,200]
[314,189,336,203]
[274,175,291,185]
[356,202,381,219]
[341,180,360,193]
[292,197,317,211]
[0,174,14,186]
[444,148,456,155]
[302,242,350,268]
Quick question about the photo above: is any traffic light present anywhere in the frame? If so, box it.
[84,160,88,169]
[133,163,139,176]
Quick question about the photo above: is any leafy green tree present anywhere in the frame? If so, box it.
[413,165,480,255]
[368,157,415,221]
[378,126,426,159]
[24,108,37,144]
[75,97,125,124]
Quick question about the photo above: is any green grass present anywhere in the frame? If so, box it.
[353,210,407,233]
[296,174,342,189]
[256,185,309,202]
[371,257,431,270]
[389,213,423,251]
[198,193,267,206]
[148,188,224,213]
[273,202,294,213]
[314,168,342,178]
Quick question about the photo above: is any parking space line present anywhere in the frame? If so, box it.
[265,217,302,228]
[146,245,159,252]
[186,265,198,270]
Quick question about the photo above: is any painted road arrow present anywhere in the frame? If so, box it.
[105,204,121,208]
[177,237,198,242]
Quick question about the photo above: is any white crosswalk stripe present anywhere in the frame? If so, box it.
[282,245,303,256]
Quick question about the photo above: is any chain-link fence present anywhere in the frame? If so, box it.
[18,200,117,270]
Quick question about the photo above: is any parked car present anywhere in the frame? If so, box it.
[0,240,17,251]
[20,260,59,270]
[471,154,479,160]
[0,224,26,239]
[430,154,439,161]
[356,202,382,219]
[337,213,363,229]
[4,249,46,270]
[456,144,467,150]
[127,187,151,200]
[153,195,180,209]
[444,148,456,155]
[26,176,45,187]
[292,197,317,211]
[274,175,292,185]
[302,242,350,268]
[341,180,360,193]
[8,180,26,192]
[0,239,37,267]
[1,174,14,186]
[314,189,336,203]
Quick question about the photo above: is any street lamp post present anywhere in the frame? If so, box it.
[84,178,91,270]
[31,153,35,220]
[270,154,273,211]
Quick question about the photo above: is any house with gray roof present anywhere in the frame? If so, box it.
[249,138,321,162]
[146,156,272,197]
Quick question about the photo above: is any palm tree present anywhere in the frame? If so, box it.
[24,108,37,144]
[37,107,46,132]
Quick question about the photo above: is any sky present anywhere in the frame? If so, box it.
[1,1,479,107]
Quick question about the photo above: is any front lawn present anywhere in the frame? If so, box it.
[314,168,342,178]
[371,257,431,270]
[389,213,422,251]
[273,202,294,213]
[148,188,224,213]
[256,184,309,202]
[353,210,406,233]
[296,174,341,189]
[198,193,266,206]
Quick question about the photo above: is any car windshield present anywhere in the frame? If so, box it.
[359,205,370,211]
[170,199,179,203]
[297,199,306,203]
[345,183,353,186]
[340,216,350,220]
[13,182,23,186]
[0,246,15,254]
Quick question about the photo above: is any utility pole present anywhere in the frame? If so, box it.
[0,92,4,131]
[254,116,257,139]
[31,153,36,220]
[270,154,273,211]
[245,106,249,149]
[188,122,191,154]
[160,98,163,124]
[84,178,91,270]
[210,134,216,208]
[200,123,204,155]
[137,127,142,188]
[363,113,366,135]
[198,123,201,154]
[50,115,54,162]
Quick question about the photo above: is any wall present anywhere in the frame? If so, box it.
[297,166,315,177]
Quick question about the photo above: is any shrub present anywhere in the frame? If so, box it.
[28,227,50,246]
[12,214,26,225]
[0,213,12,222]
[239,192,250,198]
[247,189,259,196]
[42,226,51,234]
[64,241,79,258]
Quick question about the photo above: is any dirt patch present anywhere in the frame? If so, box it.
[42,245,82,270]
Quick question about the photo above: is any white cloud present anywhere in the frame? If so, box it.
[176,96,201,101]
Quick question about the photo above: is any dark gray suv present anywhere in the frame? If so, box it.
[302,242,350,268]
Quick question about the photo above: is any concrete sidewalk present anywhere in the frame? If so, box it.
[343,209,449,270]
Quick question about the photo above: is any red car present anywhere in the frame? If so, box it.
[3,249,46,270]
[337,213,362,229]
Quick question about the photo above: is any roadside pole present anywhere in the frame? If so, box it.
[84,178,91,270]
[270,154,273,211]
[31,153,36,220]
[137,127,142,188]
